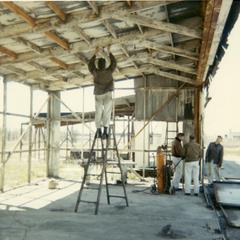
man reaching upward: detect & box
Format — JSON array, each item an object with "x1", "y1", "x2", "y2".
[{"x1": 88, "y1": 46, "x2": 117, "y2": 139}]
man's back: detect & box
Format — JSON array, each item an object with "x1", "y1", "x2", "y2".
[{"x1": 184, "y1": 142, "x2": 201, "y2": 162}]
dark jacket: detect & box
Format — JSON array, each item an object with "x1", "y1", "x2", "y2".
[
  {"x1": 171, "y1": 137, "x2": 184, "y2": 158},
  {"x1": 205, "y1": 142, "x2": 224, "y2": 167},
  {"x1": 184, "y1": 141, "x2": 201, "y2": 162},
  {"x1": 88, "y1": 53, "x2": 117, "y2": 95}
]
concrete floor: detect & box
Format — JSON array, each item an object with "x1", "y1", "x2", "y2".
[{"x1": 0, "y1": 179, "x2": 223, "y2": 240}]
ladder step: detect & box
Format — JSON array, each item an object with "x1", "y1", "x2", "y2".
[
  {"x1": 108, "y1": 195, "x2": 127, "y2": 199},
  {"x1": 80, "y1": 200, "x2": 97, "y2": 204},
  {"x1": 87, "y1": 173, "x2": 102, "y2": 177},
  {"x1": 106, "y1": 171, "x2": 121, "y2": 174},
  {"x1": 83, "y1": 186, "x2": 100, "y2": 190}
]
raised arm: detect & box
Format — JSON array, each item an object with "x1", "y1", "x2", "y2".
[
  {"x1": 88, "y1": 55, "x2": 96, "y2": 73},
  {"x1": 106, "y1": 45, "x2": 116, "y2": 72},
  {"x1": 88, "y1": 47, "x2": 99, "y2": 73},
  {"x1": 108, "y1": 53, "x2": 117, "y2": 72}
]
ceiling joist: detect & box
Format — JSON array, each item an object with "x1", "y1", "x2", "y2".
[
  {"x1": 46, "y1": 2, "x2": 67, "y2": 22},
  {"x1": 113, "y1": 13, "x2": 202, "y2": 39},
  {"x1": 1, "y1": 2, "x2": 36, "y2": 27}
]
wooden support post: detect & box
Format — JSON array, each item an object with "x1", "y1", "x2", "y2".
[
  {"x1": 81, "y1": 87, "x2": 85, "y2": 160},
  {"x1": 47, "y1": 91, "x2": 61, "y2": 177},
  {"x1": 142, "y1": 76, "x2": 147, "y2": 178},
  {"x1": 28, "y1": 86, "x2": 33, "y2": 183},
  {"x1": 194, "y1": 88, "x2": 201, "y2": 143},
  {"x1": 0, "y1": 79, "x2": 7, "y2": 191}
]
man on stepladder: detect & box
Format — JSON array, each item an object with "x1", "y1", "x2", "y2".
[{"x1": 88, "y1": 45, "x2": 117, "y2": 139}]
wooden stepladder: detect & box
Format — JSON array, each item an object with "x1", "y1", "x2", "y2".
[{"x1": 74, "y1": 125, "x2": 129, "y2": 215}]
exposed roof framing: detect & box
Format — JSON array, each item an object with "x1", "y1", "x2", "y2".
[{"x1": 0, "y1": 1, "x2": 233, "y2": 91}]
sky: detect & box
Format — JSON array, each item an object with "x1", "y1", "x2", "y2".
[
  {"x1": 204, "y1": 15, "x2": 240, "y2": 137},
  {"x1": 0, "y1": 15, "x2": 240, "y2": 136}
]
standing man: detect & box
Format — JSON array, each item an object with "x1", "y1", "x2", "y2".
[
  {"x1": 205, "y1": 136, "x2": 224, "y2": 184},
  {"x1": 184, "y1": 135, "x2": 201, "y2": 196},
  {"x1": 171, "y1": 133, "x2": 185, "y2": 191},
  {"x1": 88, "y1": 46, "x2": 117, "y2": 139}
]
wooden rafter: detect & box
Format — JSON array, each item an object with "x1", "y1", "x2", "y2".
[
  {"x1": 28, "y1": 61, "x2": 48, "y2": 73},
  {"x1": 15, "y1": 37, "x2": 43, "y2": 54},
  {"x1": 50, "y1": 57, "x2": 68, "y2": 70},
  {"x1": 0, "y1": 46, "x2": 17, "y2": 59},
  {"x1": 45, "y1": 31, "x2": 69, "y2": 50},
  {"x1": 1, "y1": 2, "x2": 36, "y2": 27},
  {"x1": 142, "y1": 40, "x2": 198, "y2": 61},
  {"x1": 2, "y1": 2, "x2": 71, "y2": 51},
  {"x1": 129, "y1": 55, "x2": 196, "y2": 75},
  {"x1": 87, "y1": 1, "x2": 98, "y2": 15},
  {"x1": 103, "y1": 20, "x2": 117, "y2": 39},
  {"x1": 72, "y1": 26, "x2": 91, "y2": 45},
  {"x1": 5, "y1": 66, "x2": 26, "y2": 75},
  {"x1": 0, "y1": 1, "x2": 177, "y2": 39},
  {"x1": 47, "y1": 2, "x2": 67, "y2": 22},
  {"x1": 113, "y1": 13, "x2": 202, "y2": 39}
]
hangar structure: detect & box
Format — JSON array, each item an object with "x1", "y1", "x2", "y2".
[{"x1": 0, "y1": 0, "x2": 239, "y2": 190}]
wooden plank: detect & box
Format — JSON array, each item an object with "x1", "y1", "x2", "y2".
[
  {"x1": 0, "y1": 29, "x2": 162, "y2": 66},
  {"x1": 129, "y1": 54, "x2": 196, "y2": 75},
  {"x1": 87, "y1": 1, "x2": 99, "y2": 15},
  {"x1": 47, "y1": 2, "x2": 67, "y2": 22},
  {"x1": 44, "y1": 31, "x2": 69, "y2": 50},
  {"x1": 72, "y1": 26, "x2": 91, "y2": 45},
  {"x1": 113, "y1": 12, "x2": 202, "y2": 39},
  {"x1": 142, "y1": 40, "x2": 198, "y2": 61},
  {"x1": 1, "y1": 2, "x2": 36, "y2": 27},
  {"x1": 103, "y1": 20, "x2": 117, "y2": 39},
  {"x1": 0, "y1": 1, "x2": 174, "y2": 39},
  {"x1": 28, "y1": 61, "x2": 47, "y2": 73},
  {"x1": 0, "y1": 46, "x2": 17, "y2": 59},
  {"x1": 50, "y1": 57, "x2": 68, "y2": 69},
  {"x1": 15, "y1": 37, "x2": 43, "y2": 54}
]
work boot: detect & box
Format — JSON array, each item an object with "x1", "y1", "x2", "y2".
[
  {"x1": 102, "y1": 126, "x2": 109, "y2": 140},
  {"x1": 96, "y1": 128, "x2": 102, "y2": 138}
]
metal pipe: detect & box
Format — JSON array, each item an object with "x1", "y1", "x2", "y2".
[
  {"x1": 53, "y1": 94, "x2": 94, "y2": 134},
  {"x1": 27, "y1": 86, "x2": 33, "y2": 183},
  {"x1": 0, "y1": 79, "x2": 7, "y2": 191},
  {"x1": 4, "y1": 96, "x2": 49, "y2": 165}
]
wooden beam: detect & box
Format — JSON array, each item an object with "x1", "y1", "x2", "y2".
[
  {"x1": 72, "y1": 26, "x2": 91, "y2": 45},
  {"x1": 103, "y1": 20, "x2": 117, "y2": 39},
  {"x1": 0, "y1": 46, "x2": 17, "y2": 59},
  {"x1": 47, "y1": 2, "x2": 67, "y2": 22},
  {"x1": 112, "y1": 65, "x2": 196, "y2": 85},
  {"x1": 87, "y1": 1, "x2": 99, "y2": 15},
  {"x1": 15, "y1": 37, "x2": 43, "y2": 54},
  {"x1": 6, "y1": 66, "x2": 26, "y2": 75},
  {"x1": 50, "y1": 57, "x2": 68, "y2": 69},
  {"x1": 113, "y1": 12, "x2": 202, "y2": 39},
  {"x1": 0, "y1": 1, "x2": 174, "y2": 39},
  {"x1": 0, "y1": 29, "x2": 162, "y2": 66},
  {"x1": 126, "y1": 0, "x2": 132, "y2": 7},
  {"x1": 44, "y1": 31, "x2": 69, "y2": 50},
  {"x1": 130, "y1": 54, "x2": 196, "y2": 75},
  {"x1": 28, "y1": 61, "x2": 48, "y2": 73},
  {"x1": 1, "y1": 2, "x2": 36, "y2": 27},
  {"x1": 142, "y1": 40, "x2": 198, "y2": 61}
]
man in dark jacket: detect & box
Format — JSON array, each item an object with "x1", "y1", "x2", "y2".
[
  {"x1": 184, "y1": 135, "x2": 201, "y2": 196},
  {"x1": 171, "y1": 133, "x2": 185, "y2": 190},
  {"x1": 205, "y1": 136, "x2": 223, "y2": 183},
  {"x1": 88, "y1": 46, "x2": 116, "y2": 139}
]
